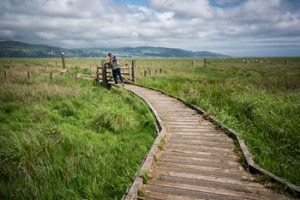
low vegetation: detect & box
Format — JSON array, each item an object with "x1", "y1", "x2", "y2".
[
  {"x1": 0, "y1": 58, "x2": 157, "y2": 199},
  {"x1": 136, "y1": 57, "x2": 300, "y2": 187}
]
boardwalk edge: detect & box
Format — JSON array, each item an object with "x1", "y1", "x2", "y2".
[
  {"x1": 122, "y1": 87, "x2": 167, "y2": 200},
  {"x1": 128, "y1": 83, "x2": 300, "y2": 196}
]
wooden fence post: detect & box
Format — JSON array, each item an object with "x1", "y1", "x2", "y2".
[
  {"x1": 203, "y1": 58, "x2": 206, "y2": 67},
  {"x1": 102, "y1": 60, "x2": 107, "y2": 88},
  {"x1": 192, "y1": 60, "x2": 194, "y2": 66},
  {"x1": 131, "y1": 60, "x2": 136, "y2": 83},
  {"x1": 144, "y1": 70, "x2": 147, "y2": 78},
  {"x1": 55, "y1": 62, "x2": 57, "y2": 68},
  {"x1": 75, "y1": 72, "x2": 78, "y2": 82},
  {"x1": 4, "y1": 71, "x2": 7, "y2": 81},
  {"x1": 96, "y1": 67, "x2": 100, "y2": 82},
  {"x1": 160, "y1": 68, "x2": 162, "y2": 74},
  {"x1": 61, "y1": 52, "x2": 66, "y2": 69},
  {"x1": 50, "y1": 72, "x2": 53, "y2": 80},
  {"x1": 27, "y1": 71, "x2": 30, "y2": 79}
]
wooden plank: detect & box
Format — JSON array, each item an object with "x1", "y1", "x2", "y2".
[
  {"x1": 160, "y1": 157, "x2": 239, "y2": 170},
  {"x1": 148, "y1": 184, "x2": 246, "y2": 200},
  {"x1": 167, "y1": 145, "x2": 235, "y2": 157},
  {"x1": 167, "y1": 142, "x2": 234, "y2": 153},
  {"x1": 164, "y1": 151, "x2": 236, "y2": 161},
  {"x1": 153, "y1": 170, "x2": 268, "y2": 189},
  {"x1": 168, "y1": 139, "x2": 234, "y2": 149},
  {"x1": 170, "y1": 135, "x2": 233, "y2": 143},
  {"x1": 149, "y1": 180, "x2": 279, "y2": 200},
  {"x1": 158, "y1": 161, "x2": 245, "y2": 177},
  {"x1": 158, "y1": 165, "x2": 243, "y2": 180},
  {"x1": 145, "y1": 191, "x2": 204, "y2": 200},
  {"x1": 162, "y1": 152, "x2": 238, "y2": 165},
  {"x1": 152, "y1": 175, "x2": 285, "y2": 198}
]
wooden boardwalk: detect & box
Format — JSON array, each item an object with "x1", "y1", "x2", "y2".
[{"x1": 125, "y1": 85, "x2": 291, "y2": 200}]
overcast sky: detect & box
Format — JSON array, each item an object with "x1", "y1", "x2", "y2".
[{"x1": 0, "y1": 0, "x2": 300, "y2": 57}]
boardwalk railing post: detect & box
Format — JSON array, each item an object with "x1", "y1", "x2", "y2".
[
  {"x1": 96, "y1": 66, "x2": 100, "y2": 83},
  {"x1": 61, "y1": 52, "x2": 66, "y2": 69},
  {"x1": 4, "y1": 71, "x2": 7, "y2": 81},
  {"x1": 203, "y1": 58, "x2": 206, "y2": 67},
  {"x1": 102, "y1": 60, "x2": 108, "y2": 88},
  {"x1": 132, "y1": 60, "x2": 136, "y2": 83}
]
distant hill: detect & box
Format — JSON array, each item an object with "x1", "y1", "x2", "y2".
[{"x1": 0, "y1": 40, "x2": 230, "y2": 58}]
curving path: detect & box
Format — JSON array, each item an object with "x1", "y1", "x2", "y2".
[{"x1": 125, "y1": 85, "x2": 291, "y2": 200}]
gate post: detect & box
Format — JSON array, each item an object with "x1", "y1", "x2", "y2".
[
  {"x1": 131, "y1": 60, "x2": 136, "y2": 83},
  {"x1": 96, "y1": 66, "x2": 100, "y2": 83},
  {"x1": 102, "y1": 60, "x2": 108, "y2": 88},
  {"x1": 61, "y1": 52, "x2": 66, "y2": 69}
]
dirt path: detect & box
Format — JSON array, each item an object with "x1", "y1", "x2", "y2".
[{"x1": 125, "y1": 84, "x2": 291, "y2": 200}]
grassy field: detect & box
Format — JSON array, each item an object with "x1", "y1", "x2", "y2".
[
  {"x1": 1, "y1": 57, "x2": 299, "y2": 199},
  {"x1": 135, "y1": 57, "x2": 300, "y2": 187},
  {"x1": 0, "y1": 58, "x2": 157, "y2": 199}
]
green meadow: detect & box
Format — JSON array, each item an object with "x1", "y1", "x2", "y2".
[
  {"x1": 0, "y1": 58, "x2": 156, "y2": 199},
  {"x1": 136, "y1": 57, "x2": 300, "y2": 187},
  {"x1": 0, "y1": 57, "x2": 299, "y2": 199}
]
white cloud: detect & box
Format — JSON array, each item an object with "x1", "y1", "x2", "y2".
[
  {"x1": 0, "y1": 0, "x2": 299, "y2": 56},
  {"x1": 149, "y1": 0, "x2": 213, "y2": 18},
  {"x1": 36, "y1": 32, "x2": 57, "y2": 40}
]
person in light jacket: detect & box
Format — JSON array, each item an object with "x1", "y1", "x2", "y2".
[{"x1": 107, "y1": 52, "x2": 124, "y2": 86}]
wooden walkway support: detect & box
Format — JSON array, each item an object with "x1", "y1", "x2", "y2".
[{"x1": 124, "y1": 85, "x2": 291, "y2": 200}]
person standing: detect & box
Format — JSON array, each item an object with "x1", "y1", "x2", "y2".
[{"x1": 107, "y1": 52, "x2": 124, "y2": 86}]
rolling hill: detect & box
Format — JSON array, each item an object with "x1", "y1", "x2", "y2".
[{"x1": 0, "y1": 40, "x2": 229, "y2": 58}]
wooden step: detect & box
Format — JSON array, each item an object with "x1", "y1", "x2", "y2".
[
  {"x1": 168, "y1": 138, "x2": 234, "y2": 149},
  {"x1": 148, "y1": 184, "x2": 247, "y2": 200},
  {"x1": 148, "y1": 180, "x2": 282, "y2": 200},
  {"x1": 163, "y1": 151, "x2": 237, "y2": 161}
]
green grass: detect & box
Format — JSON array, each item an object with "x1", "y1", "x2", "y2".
[
  {"x1": 0, "y1": 59, "x2": 157, "y2": 199},
  {"x1": 136, "y1": 57, "x2": 300, "y2": 187}
]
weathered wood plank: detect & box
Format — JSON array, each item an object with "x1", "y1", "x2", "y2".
[
  {"x1": 146, "y1": 191, "x2": 205, "y2": 200},
  {"x1": 170, "y1": 135, "x2": 233, "y2": 143},
  {"x1": 162, "y1": 152, "x2": 238, "y2": 165},
  {"x1": 157, "y1": 165, "x2": 243, "y2": 180},
  {"x1": 163, "y1": 151, "x2": 237, "y2": 161},
  {"x1": 152, "y1": 175, "x2": 281, "y2": 196},
  {"x1": 149, "y1": 184, "x2": 247, "y2": 200},
  {"x1": 168, "y1": 139, "x2": 234, "y2": 149},
  {"x1": 158, "y1": 161, "x2": 245, "y2": 176},
  {"x1": 160, "y1": 157, "x2": 239, "y2": 170},
  {"x1": 149, "y1": 180, "x2": 281, "y2": 200}
]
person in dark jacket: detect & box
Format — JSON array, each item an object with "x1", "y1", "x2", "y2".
[{"x1": 107, "y1": 52, "x2": 124, "y2": 86}]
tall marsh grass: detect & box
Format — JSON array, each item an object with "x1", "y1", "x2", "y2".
[{"x1": 0, "y1": 59, "x2": 156, "y2": 199}]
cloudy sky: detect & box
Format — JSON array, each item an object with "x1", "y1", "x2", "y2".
[{"x1": 0, "y1": 0, "x2": 300, "y2": 57}]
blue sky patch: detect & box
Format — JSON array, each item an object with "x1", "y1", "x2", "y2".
[{"x1": 115, "y1": 0, "x2": 148, "y2": 7}]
